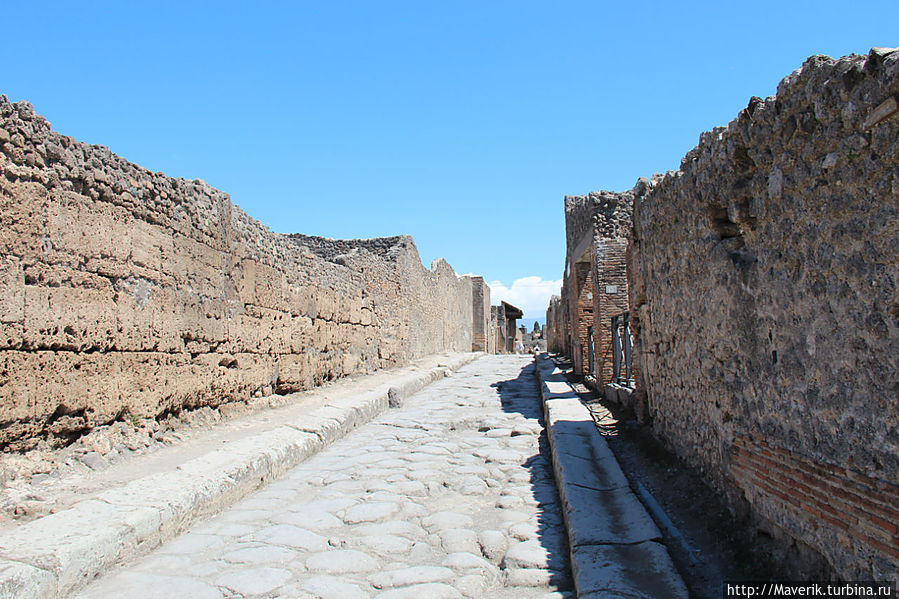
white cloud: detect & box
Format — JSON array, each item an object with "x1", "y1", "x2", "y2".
[{"x1": 489, "y1": 276, "x2": 562, "y2": 323}]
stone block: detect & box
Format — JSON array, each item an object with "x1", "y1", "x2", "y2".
[
  {"x1": 0, "y1": 180, "x2": 49, "y2": 259},
  {"x1": 23, "y1": 284, "x2": 117, "y2": 351},
  {"x1": 130, "y1": 219, "x2": 174, "y2": 273},
  {"x1": 47, "y1": 193, "x2": 132, "y2": 263},
  {"x1": 0, "y1": 256, "x2": 24, "y2": 324}
]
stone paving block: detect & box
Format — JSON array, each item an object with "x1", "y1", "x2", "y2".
[
  {"x1": 505, "y1": 567, "x2": 571, "y2": 589},
  {"x1": 77, "y1": 572, "x2": 225, "y2": 599},
  {"x1": 155, "y1": 532, "x2": 226, "y2": 556},
  {"x1": 477, "y1": 529, "x2": 508, "y2": 563},
  {"x1": 439, "y1": 528, "x2": 480, "y2": 554},
  {"x1": 301, "y1": 575, "x2": 369, "y2": 599},
  {"x1": 369, "y1": 565, "x2": 455, "y2": 588},
  {"x1": 360, "y1": 533, "x2": 414, "y2": 554},
  {"x1": 248, "y1": 524, "x2": 329, "y2": 551},
  {"x1": 221, "y1": 544, "x2": 299, "y2": 565},
  {"x1": 343, "y1": 500, "x2": 400, "y2": 523},
  {"x1": 440, "y1": 551, "x2": 496, "y2": 572},
  {"x1": 503, "y1": 539, "x2": 568, "y2": 571},
  {"x1": 373, "y1": 583, "x2": 464, "y2": 599},
  {"x1": 274, "y1": 507, "x2": 343, "y2": 530},
  {"x1": 215, "y1": 566, "x2": 293, "y2": 596},
  {"x1": 306, "y1": 549, "x2": 380, "y2": 573}
]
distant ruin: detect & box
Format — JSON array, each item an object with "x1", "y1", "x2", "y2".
[{"x1": 548, "y1": 49, "x2": 898, "y2": 582}]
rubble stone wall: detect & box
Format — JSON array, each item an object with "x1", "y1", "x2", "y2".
[
  {"x1": 628, "y1": 50, "x2": 899, "y2": 580},
  {"x1": 0, "y1": 96, "x2": 475, "y2": 451}
]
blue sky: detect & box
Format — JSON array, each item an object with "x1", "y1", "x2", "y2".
[{"x1": 3, "y1": 1, "x2": 896, "y2": 322}]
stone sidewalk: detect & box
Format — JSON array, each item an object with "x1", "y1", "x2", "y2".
[
  {"x1": 75, "y1": 355, "x2": 573, "y2": 598},
  {"x1": 534, "y1": 354, "x2": 688, "y2": 598},
  {"x1": 0, "y1": 352, "x2": 481, "y2": 599}
]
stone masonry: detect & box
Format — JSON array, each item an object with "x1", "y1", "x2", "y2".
[
  {"x1": 470, "y1": 276, "x2": 492, "y2": 353},
  {"x1": 551, "y1": 49, "x2": 899, "y2": 583},
  {"x1": 0, "y1": 96, "x2": 481, "y2": 452}
]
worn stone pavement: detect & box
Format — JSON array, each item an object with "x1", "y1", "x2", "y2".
[{"x1": 76, "y1": 355, "x2": 573, "y2": 599}]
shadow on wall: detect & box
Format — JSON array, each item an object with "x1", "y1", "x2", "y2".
[{"x1": 489, "y1": 361, "x2": 572, "y2": 592}]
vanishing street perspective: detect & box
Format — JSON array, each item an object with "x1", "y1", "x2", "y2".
[{"x1": 0, "y1": 29, "x2": 897, "y2": 599}]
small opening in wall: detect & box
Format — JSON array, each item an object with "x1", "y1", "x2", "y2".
[
  {"x1": 771, "y1": 350, "x2": 778, "y2": 365},
  {"x1": 706, "y1": 204, "x2": 742, "y2": 240}
]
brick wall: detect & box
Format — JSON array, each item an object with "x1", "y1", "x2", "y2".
[
  {"x1": 731, "y1": 436, "x2": 899, "y2": 576},
  {"x1": 558, "y1": 278, "x2": 571, "y2": 357},
  {"x1": 592, "y1": 238, "x2": 628, "y2": 385},
  {"x1": 571, "y1": 261, "x2": 593, "y2": 375},
  {"x1": 559, "y1": 191, "x2": 633, "y2": 379}
]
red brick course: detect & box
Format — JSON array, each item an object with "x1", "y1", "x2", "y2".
[{"x1": 731, "y1": 436, "x2": 899, "y2": 563}]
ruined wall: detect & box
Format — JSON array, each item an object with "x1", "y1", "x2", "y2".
[
  {"x1": 572, "y1": 262, "x2": 594, "y2": 375},
  {"x1": 563, "y1": 194, "x2": 596, "y2": 374},
  {"x1": 469, "y1": 276, "x2": 491, "y2": 352},
  {"x1": 588, "y1": 192, "x2": 633, "y2": 385},
  {"x1": 491, "y1": 303, "x2": 521, "y2": 354},
  {"x1": 564, "y1": 194, "x2": 598, "y2": 259},
  {"x1": 490, "y1": 305, "x2": 503, "y2": 353},
  {"x1": 628, "y1": 50, "x2": 899, "y2": 581},
  {"x1": 545, "y1": 295, "x2": 565, "y2": 354},
  {"x1": 0, "y1": 96, "x2": 476, "y2": 451},
  {"x1": 561, "y1": 192, "x2": 632, "y2": 378},
  {"x1": 592, "y1": 238, "x2": 628, "y2": 384}
]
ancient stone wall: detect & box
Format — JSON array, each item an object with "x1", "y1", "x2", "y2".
[
  {"x1": 0, "y1": 96, "x2": 476, "y2": 451},
  {"x1": 545, "y1": 295, "x2": 565, "y2": 355},
  {"x1": 490, "y1": 305, "x2": 507, "y2": 353},
  {"x1": 469, "y1": 276, "x2": 491, "y2": 352},
  {"x1": 628, "y1": 50, "x2": 898, "y2": 581}
]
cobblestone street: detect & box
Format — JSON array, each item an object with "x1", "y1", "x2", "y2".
[{"x1": 76, "y1": 355, "x2": 573, "y2": 599}]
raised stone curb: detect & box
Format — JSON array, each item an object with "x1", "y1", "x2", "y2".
[
  {"x1": 0, "y1": 352, "x2": 482, "y2": 599},
  {"x1": 534, "y1": 353, "x2": 689, "y2": 598}
]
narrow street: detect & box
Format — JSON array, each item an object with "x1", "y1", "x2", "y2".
[{"x1": 76, "y1": 355, "x2": 574, "y2": 599}]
